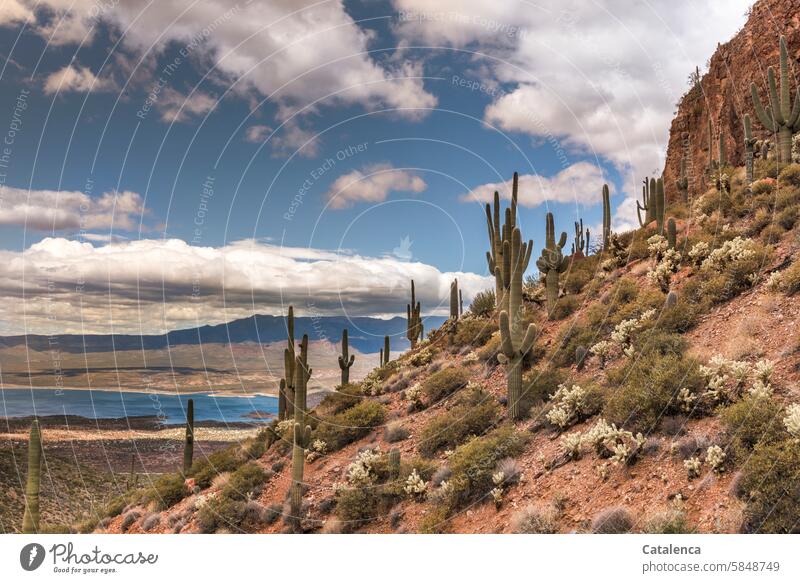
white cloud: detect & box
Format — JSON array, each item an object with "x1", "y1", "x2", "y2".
[
  {"x1": 244, "y1": 124, "x2": 272, "y2": 143},
  {"x1": 0, "y1": 186, "x2": 147, "y2": 231},
  {"x1": 0, "y1": 237, "x2": 493, "y2": 334},
  {"x1": 325, "y1": 163, "x2": 427, "y2": 209},
  {"x1": 21, "y1": 0, "x2": 436, "y2": 118},
  {"x1": 43, "y1": 64, "x2": 116, "y2": 94},
  {"x1": 0, "y1": 0, "x2": 33, "y2": 25},
  {"x1": 157, "y1": 88, "x2": 216, "y2": 122},
  {"x1": 461, "y1": 162, "x2": 607, "y2": 208},
  {"x1": 393, "y1": 0, "x2": 751, "y2": 228}
]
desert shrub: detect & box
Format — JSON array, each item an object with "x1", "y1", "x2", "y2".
[
  {"x1": 520, "y1": 368, "x2": 566, "y2": 413},
  {"x1": 761, "y1": 224, "x2": 785, "y2": 244},
  {"x1": 422, "y1": 367, "x2": 469, "y2": 403},
  {"x1": 417, "y1": 506, "x2": 450, "y2": 534},
  {"x1": 739, "y1": 441, "x2": 800, "y2": 533},
  {"x1": 477, "y1": 333, "x2": 501, "y2": 363},
  {"x1": 314, "y1": 400, "x2": 386, "y2": 451},
  {"x1": 319, "y1": 383, "x2": 363, "y2": 414},
  {"x1": 511, "y1": 505, "x2": 559, "y2": 533},
  {"x1": 643, "y1": 507, "x2": 691, "y2": 534},
  {"x1": 144, "y1": 473, "x2": 189, "y2": 510},
  {"x1": 223, "y1": 462, "x2": 268, "y2": 501},
  {"x1": 656, "y1": 297, "x2": 699, "y2": 333},
  {"x1": 419, "y1": 394, "x2": 499, "y2": 457},
  {"x1": 720, "y1": 396, "x2": 785, "y2": 460},
  {"x1": 444, "y1": 425, "x2": 527, "y2": 510},
  {"x1": 775, "y1": 187, "x2": 800, "y2": 211},
  {"x1": 563, "y1": 259, "x2": 597, "y2": 294},
  {"x1": 604, "y1": 353, "x2": 703, "y2": 433},
  {"x1": 384, "y1": 422, "x2": 410, "y2": 443},
  {"x1": 782, "y1": 260, "x2": 800, "y2": 294},
  {"x1": 453, "y1": 317, "x2": 496, "y2": 348},
  {"x1": 141, "y1": 513, "x2": 161, "y2": 532},
  {"x1": 469, "y1": 289, "x2": 496, "y2": 317},
  {"x1": 197, "y1": 495, "x2": 270, "y2": 533},
  {"x1": 633, "y1": 328, "x2": 687, "y2": 357},
  {"x1": 408, "y1": 346, "x2": 436, "y2": 367},
  {"x1": 550, "y1": 295, "x2": 579, "y2": 320},
  {"x1": 120, "y1": 511, "x2": 140, "y2": 532},
  {"x1": 778, "y1": 163, "x2": 800, "y2": 187},
  {"x1": 687, "y1": 237, "x2": 770, "y2": 306},
  {"x1": 552, "y1": 324, "x2": 599, "y2": 368},
  {"x1": 191, "y1": 447, "x2": 246, "y2": 489},
  {"x1": 754, "y1": 159, "x2": 788, "y2": 180},
  {"x1": 335, "y1": 486, "x2": 380, "y2": 530},
  {"x1": 591, "y1": 506, "x2": 632, "y2": 533},
  {"x1": 777, "y1": 205, "x2": 798, "y2": 230}
]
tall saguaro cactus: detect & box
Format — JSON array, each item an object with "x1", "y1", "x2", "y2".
[
  {"x1": 450, "y1": 279, "x2": 460, "y2": 320},
  {"x1": 666, "y1": 218, "x2": 677, "y2": 250},
  {"x1": 338, "y1": 329, "x2": 355, "y2": 385},
  {"x1": 675, "y1": 157, "x2": 689, "y2": 203},
  {"x1": 654, "y1": 178, "x2": 665, "y2": 234},
  {"x1": 293, "y1": 334, "x2": 312, "y2": 425},
  {"x1": 380, "y1": 335, "x2": 390, "y2": 367},
  {"x1": 485, "y1": 173, "x2": 519, "y2": 315},
  {"x1": 751, "y1": 36, "x2": 800, "y2": 163},
  {"x1": 744, "y1": 114, "x2": 756, "y2": 184},
  {"x1": 718, "y1": 129, "x2": 727, "y2": 168},
  {"x1": 406, "y1": 281, "x2": 422, "y2": 348},
  {"x1": 637, "y1": 177, "x2": 656, "y2": 227},
  {"x1": 22, "y1": 420, "x2": 42, "y2": 534},
  {"x1": 280, "y1": 306, "x2": 296, "y2": 420},
  {"x1": 602, "y1": 184, "x2": 611, "y2": 251},
  {"x1": 536, "y1": 213, "x2": 568, "y2": 319},
  {"x1": 183, "y1": 399, "x2": 194, "y2": 475},
  {"x1": 289, "y1": 422, "x2": 312, "y2": 532},
  {"x1": 707, "y1": 117, "x2": 716, "y2": 173}
]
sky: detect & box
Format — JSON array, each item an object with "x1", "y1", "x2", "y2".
[{"x1": 0, "y1": 0, "x2": 753, "y2": 335}]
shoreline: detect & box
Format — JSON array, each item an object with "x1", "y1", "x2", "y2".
[{"x1": 0, "y1": 384, "x2": 332, "y2": 398}]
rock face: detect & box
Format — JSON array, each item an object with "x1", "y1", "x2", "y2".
[{"x1": 663, "y1": 0, "x2": 800, "y2": 202}]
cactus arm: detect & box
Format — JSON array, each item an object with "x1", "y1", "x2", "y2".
[
  {"x1": 768, "y1": 67, "x2": 785, "y2": 125},
  {"x1": 751, "y1": 83, "x2": 778, "y2": 131},
  {"x1": 780, "y1": 36, "x2": 791, "y2": 120},
  {"x1": 636, "y1": 200, "x2": 647, "y2": 227},
  {"x1": 790, "y1": 89, "x2": 800, "y2": 129},
  {"x1": 520, "y1": 323, "x2": 537, "y2": 356},
  {"x1": 498, "y1": 311, "x2": 515, "y2": 357}
]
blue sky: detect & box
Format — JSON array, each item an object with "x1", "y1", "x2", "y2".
[{"x1": 0, "y1": 0, "x2": 751, "y2": 334}]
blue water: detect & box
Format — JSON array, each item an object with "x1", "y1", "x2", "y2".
[{"x1": 0, "y1": 388, "x2": 278, "y2": 424}]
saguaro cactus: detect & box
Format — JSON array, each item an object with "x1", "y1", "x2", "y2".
[
  {"x1": 406, "y1": 280, "x2": 422, "y2": 348},
  {"x1": 388, "y1": 448, "x2": 401, "y2": 480},
  {"x1": 744, "y1": 114, "x2": 756, "y2": 185},
  {"x1": 666, "y1": 218, "x2": 677, "y2": 250},
  {"x1": 718, "y1": 129, "x2": 727, "y2": 168},
  {"x1": 572, "y1": 218, "x2": 590, "y2": 257},
  {"x1": 293, "y1": 334, "x2": 312, "y2": 424},
  {"x1": 485, "y1": 173, "x2": 519, "y2": 315},
  {"x1": 22, "y1": 420, "x2": 42, "y2": 534},
  {"x1": 338, "y1": 329, "x2": 355, "y2": 385},
  {"x1": 183, "y1": 399, "x2": 194, "y2": 475},
  {"x1": 676, "y1": 157, "x2": 689, "y2": 203},
  {"x1": 536, "y1": 213, "x2": 568, "y2": 319},
  {"x1": 289, "y1": 422, "x2": 312, "y2": 532},
  {"x1": 637, "y1": 177, "x2": 656, "y2": 227},
  {"x1": 450, "y1": 279, "x2": 460, "y2": 320},
  {"x1": 280, "y1": 306, "x2": 296, "y2": 420},
  {"x1": 602, "y1": 184, "x2": 611, "y2": 251},
  {"x1": 751, "y1": 36, "x2": 800, "y2": 163},
  {"x1": 707, "y1": 117, "x2": 716, "y2": 173}
]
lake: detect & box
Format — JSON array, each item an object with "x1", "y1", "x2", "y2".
[{"x1": 0, "y1": 388, "x2": 278, "y2": 424}]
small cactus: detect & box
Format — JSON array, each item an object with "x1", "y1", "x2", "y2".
[
  {"x1": 183, "y1": 399, "x2": 194, "y2": 475},
  {"x1": 572, "y1": 218, "x2": 590, "y2": 257},
  {"x1": 665, "y1": 290, "x2": 678, "y2": 309},
  {"x1": 575, "y1": 346, "x2": 587, "y2": 371},
  {"x1": 744, "y1": 114, "x2": 756, "y2": 185},
  {"x1": 381, "y1": 335, "x2": 390, "y2": 367},
  {"x1": 602, "y1": 184, "x2": 611, "y2": 251},
  {"x1": 666, "y1": 218, "x2": 677, "y2": 250},
  {"x1": 388, "y1": 448, "x2": 401, "y2": 480},
  {"x1": 536, "y1": 212, "x2": 568, "y2": 319},
  {"x1": 22, "y1": 420, "x2": 42, "y2": 534},
  {"x1": 406, "y1": 280, "x2": 422, "y2": 348},
  {"x1": 750, "y1": 36, "x2": 800, "y2": 163},
  {"x1": 338, "y1": 329, "x2": 355, "y2": 385}
]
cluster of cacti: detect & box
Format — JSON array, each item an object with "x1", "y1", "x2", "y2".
[
  {"x1": 637, "y1": 177, "x2": 665, "y2": 233},
  {"x1": 750, "y1": 36, "x2": 800, "y2": 163},
  {"x1": 380, "y1": 335, "x2": 390, "y2": 367},
  {"x1": 406, "y1": 280, "x2": 422, "y2": 348},
  {"x1": 485, "y1": 172, "x2": 520, "y2": 315},
  {"x1": 572, "y1": 218, "x2": 590, "y2": 257},
  {"x1": 278, "y1": 306, "x2": 296, "y2": 421},
  {"x1": 183, "y1": 398, "x2": 194, "y2": 474},
  {"x1": 536, "y1": 213, "x2": 568, "y2": 319},
  {"x1": 602, "y1": 184, "x2": 611, "y2": 251},
  {"x1": 675, "y1": 157, "x2": 689, "y2": 203},
  {"x1": 338, "y1": 328, "x2": 355, "y2": 385},
  {"x1": 22, "y1": 420, "x2": 42, "y2": 534}
]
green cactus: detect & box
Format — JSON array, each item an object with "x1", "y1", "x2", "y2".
[
  {"x1": 406, "y1": 280, "x2": 422, "y2": 348},
  {"x1": 572, "y1": 218, "x2": 590, "y2": 257},
  {"x1": 22, "y1": 420, "x2": 42, "y2": 534},
  {"x1": 536, "y1": 212, "x2": 568, "y2": 319},
  {"x1": 388, "y1": 448, "x2": 401, "y2": 480},
  {"x1": 459, "y1": 288, "x2": 463, "y2": 316},
  {"x1": 381, "y1": 335, "x2": 390, "y2": 366},
  {"x1": 675, "y1": 157, "x2": 689, "y2": 203},
  {"x1": 450, "y1": 278, "x2": 459, "y2": 320},
  {"x1": 665, "y1": 290, "x2": 678, "y2": 309},
  {"x1": 602, "y1": 183, "x2": 611, "y2": 251},
  {"x1": 498, "y1": 310, "x2": 537, "y2": 421},
  {"x1": 637, "y1": 177, "x2": 657, "y2": 227},
  {"x1": 288, "y1": 422, "x2": 312, "y2": 532},
  {"x1": 278, "y1": 379, "x2": 287, "y2": 421},
  {"x1": 575, "y1": 345, "x2": 587, "y2": 371},
  {"x1": 485, "y1": 173, "x2": 519, "y2": 315},
  {"x1": 751, "y1": 36, "x2": 800, "y2": 163},
  {"x1": 707, "y1": 117, "x2": 717, "y2": 173},
  {"x1": 744, "y1": 114, "x2": 756, "y2": 185},
  {"x1": 293, "y1": 334, "x2": 311, "y2": 427},
  {"x1": 183, "y1": 399, "x2": 194, "y2": 475},
  {"x1": 666, "y1": 218, "x2": 676, "y2": 250},
  {"x1": 718, "y1": 129, "x2": 727, "y2": 168},
  {"x1": 280, "y1": 306, "x2": 296, "y2": 420},
  {"x1": 338, "y1": 329, "x2": 355, "y2": 385}
]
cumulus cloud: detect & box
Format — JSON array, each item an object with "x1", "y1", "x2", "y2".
[
  {"x1": 0, "y1": 0, "x2": 33, "y2": 25},
  {"x1": 20, "y1": 0, "x2": 436, "y2": 118},
  {"x1": 0, "y1": 237, "x2": 492, "y2": 334},
  {"x1": 461, "y1": 162, "x2": 606, "y2": 208},
  {"x1": 244, "y1": 124, "x2": 272, "y2": 143},
  {"x1": 43, "y1": 64, "x2": 116, "y2": 94},
  {"x1": 325, "y1": 163, "x2": 427, "y2": 209},
  {"x1": 393, "y1": 0, "x2": 750, "y2": 227},
  {"x1": 0, "y1": 186, "x2": 147, "y2": 231},
  {"x1": 157, "y1": 88, "x2": 216, "y2": 122}
]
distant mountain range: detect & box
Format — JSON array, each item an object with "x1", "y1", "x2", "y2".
[{"x1": 0, "y1": 314, "x2": 448, "y2": 354}]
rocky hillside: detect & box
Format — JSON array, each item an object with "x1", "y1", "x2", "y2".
[{"x1": 664, "y1": 0, "x2": 800, "y2": 200}]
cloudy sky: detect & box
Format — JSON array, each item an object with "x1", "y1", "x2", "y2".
[{"x1": 0, "y1": 0, "x2": 752, "y2": 334}]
